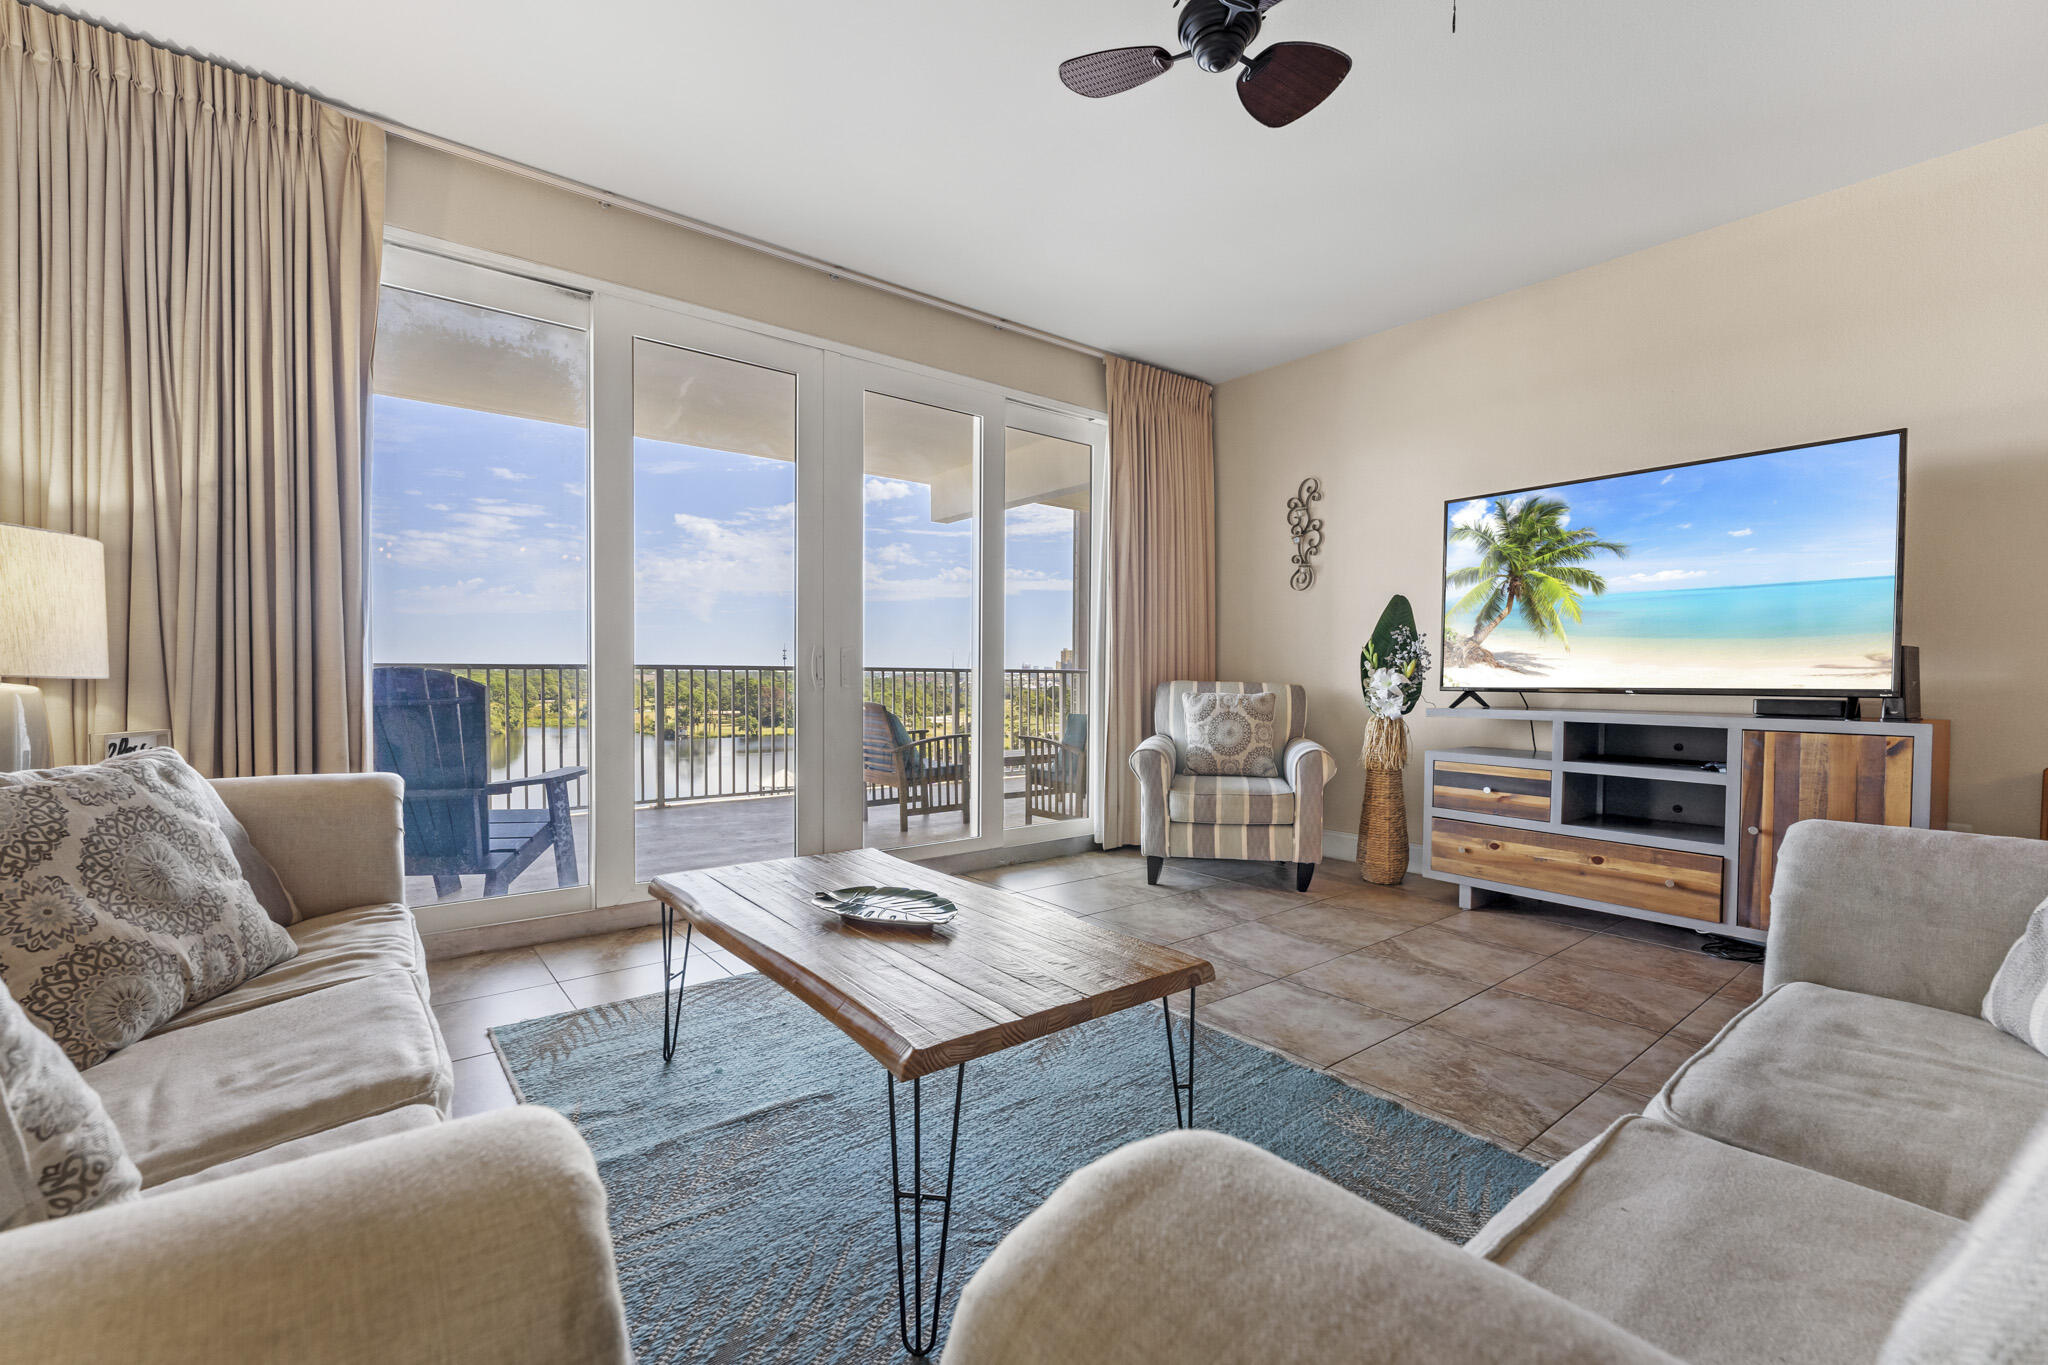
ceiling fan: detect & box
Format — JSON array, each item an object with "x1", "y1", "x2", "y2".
[{"x1": 1057, "y1": 0, "x2": 1352, "y2": 128}]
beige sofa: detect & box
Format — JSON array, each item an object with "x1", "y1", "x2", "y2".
[
  {"x1": 945, "y1": 820, "x2": 2048, "y2": 1364},
  {"x1": 0, "y1": 773, "x2": 631, "y2": 1363}
]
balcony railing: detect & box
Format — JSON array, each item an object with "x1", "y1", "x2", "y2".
[{"x1": 377, "y1": 663, "x2": 1086, "y2": 813}]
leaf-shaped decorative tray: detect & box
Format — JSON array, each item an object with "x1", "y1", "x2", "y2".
[{"x1": 811, "y1": 885, "x2": 958, "y2": 928}]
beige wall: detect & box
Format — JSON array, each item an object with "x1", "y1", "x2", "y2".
[
  {"x1": 384, "y1": 139, "x2": 1107, "y2": 413},
  {"x1": 1216, "y1": 123, "x2": 2048, "y2": 844}
]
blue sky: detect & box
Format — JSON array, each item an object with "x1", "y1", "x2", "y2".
[
  {"x1": 370, "y1": 397, "x2": 1081, "y2": 668},
  {"x1": 1442, "y1": 433, "x2": 1902, "y2": 601}
]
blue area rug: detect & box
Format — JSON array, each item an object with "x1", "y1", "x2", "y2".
[{"x1": 493, "y1": 974, "x2": 1542, "y2": 1364}]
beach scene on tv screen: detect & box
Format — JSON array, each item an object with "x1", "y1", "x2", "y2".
[{"x1": 1441, "y1": 434, "x2": 1900, "y2": 693}]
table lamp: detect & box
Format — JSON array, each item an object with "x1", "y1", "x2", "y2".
[{"x1": 0, "y1": 524, "x2": 110, "y2": 771}]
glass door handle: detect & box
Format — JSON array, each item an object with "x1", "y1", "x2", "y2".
[{"x1": 810, "y1": 647, "x2": 825, "y2": 687}]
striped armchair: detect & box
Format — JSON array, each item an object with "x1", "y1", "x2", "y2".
[{"x1": 1129, "y1": 681, "x2": 1338, "y2": 893}]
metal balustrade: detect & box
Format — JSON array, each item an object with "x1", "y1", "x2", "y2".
[{"x1": 375, "y1": 664, "x2": 1086, "y2": 813}]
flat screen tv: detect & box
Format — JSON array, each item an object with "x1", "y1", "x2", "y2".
[{"x1": 1439, "y1": 430, "x2": 1905, "y2": 697}]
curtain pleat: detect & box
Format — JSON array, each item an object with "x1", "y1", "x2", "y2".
[
  {"x1": 0, "y1": 0, "x2": 381, "y2": 774},
  {"x1": 1100, "y1": 355, "x2": 1217, "y2": 848}
]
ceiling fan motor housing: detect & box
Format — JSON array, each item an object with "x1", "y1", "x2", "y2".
[{"x1": 1179, "y1": 0, "x2": 1262, "y2": 74}]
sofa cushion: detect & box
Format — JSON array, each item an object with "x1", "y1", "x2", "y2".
[
  {"x1": 1167, "y1": 774, "x2": 1297, "y2": 826},
  {"x1": 146, "y1": 1104, "x2": 444, "y2": 1195},
  {"x1": 154, "y1": 903, "x2": 425, "y2": 1033},
  {"x1": 84, "y1": 969, "x2": 452, "y2": 1187},
  {"x1": 1650, "y1": 981, "x2": 2048, "y2": 1217},
  {"x1": 0, "y1": 984, "x2": 141, "y2": 1228},
  {"x1": 1470, "y1": 1115, "x2": 1962, "y2": 1365},
  {"x1": 0, "y1": 751, "x2": 297, "y2": 1067},
  {"x1": 1878, "y1": 1117, "x2": 2048, "y2": 1364}
]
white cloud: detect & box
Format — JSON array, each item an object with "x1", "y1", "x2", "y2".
[
  {"x1": 426, "y1": 504, "x2": 450, "y2": 512},
  {"x1": 865, "y1": 477, "x2": 918, "y2": 503},
  {"x1": 1006, "y1": 503, "x2": 1076, "y2": 537},
  {"x1": 1450, "y1": 499, "x2": 1490, "y2": 531},
  {"x1": 1660, "y1": 473, "x2": 1676, "y2": 485},
  {"x1": 635, "y1": 503, "x2": 796, "y2": 620},
  {"x1": 379, "y1": 499, "x2": 557, "y2": 572},
  {"x1": 872, "y1": 543, "x2": 918, "y2": 567},
  {"x1": 404, "y1": 489, "x2": 422, "y2": 496},
  {"x1": 1727, "y1": 528, "x2": 1752, "y2": 537},
  {"x1": 865, "y1": 561, "x2": 973, "y2": 602},
  {"x1": 1616, "y1": 569, "x2": 1708, "y2": 585},
  {"x1": 637, "y1": 456, "x2": 693, "y2": 475},
  {"x1": 1675, "y1": 522, "x2": 1692, "y2": 529},
  {"x1": 489, "y1": 467, "x2": 531, "y2": 481},
  {"x1": 562, "y1": 482, "x2": 586, "y2": 498},
  {"x1": 1004, "y1": 567, "x2": 1073, "y2": 593}
]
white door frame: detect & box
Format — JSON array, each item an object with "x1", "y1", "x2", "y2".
[
  {"x1": 590, "y1": 297, "x2": 827, "y2": 907},
  {"x1": 999, "y1": 400, "x2": 1110, "y2": 848}
]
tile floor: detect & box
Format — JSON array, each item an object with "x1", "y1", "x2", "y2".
[{"x1": 430, "y1": 847, "x2": 1763, "y2": 1160}]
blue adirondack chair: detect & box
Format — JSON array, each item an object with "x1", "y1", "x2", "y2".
[{"x1": 372, "y1": 667, "x2": 587, "y2": 901}]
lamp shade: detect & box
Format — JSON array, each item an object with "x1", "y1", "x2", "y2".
[{"x1": 0, "y1": 525, "x2": 109, "y2": 679}]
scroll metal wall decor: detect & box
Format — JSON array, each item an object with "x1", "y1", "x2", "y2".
[{"x1": 1286, "y1": 477, "x2": 1324, "y2": 590}]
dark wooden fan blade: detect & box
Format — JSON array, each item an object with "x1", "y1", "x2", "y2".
[
  {"x1": 1059, "y1": 46, "x2": 1175, "y2": 98},
  {"x1": 1237, "y1": 41, "x2": 1351, "y2": 126}
]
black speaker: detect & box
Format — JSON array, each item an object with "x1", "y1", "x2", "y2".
[
  {"x1": 1753, "y1": 697, "x2": 1856, "y2": 720},
  {"x1": 1882, "y1": 646, "x2": 1921, "y2": 722}
]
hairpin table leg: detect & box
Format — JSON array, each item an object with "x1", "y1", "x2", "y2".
[
  {"x1": 659, "y1": 901, "x2": 693, "y2": 1064},
  {"x1": 888, "y1": 1064, "x2": 967, "y2": 1356},
  {"x1": 1164, "y1": 987, "x2": 1196, "y2": 1129}
]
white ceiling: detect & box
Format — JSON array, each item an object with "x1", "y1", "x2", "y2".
[{"x1": 72, "y1": 0, "x2": 2048, "y2": 382}]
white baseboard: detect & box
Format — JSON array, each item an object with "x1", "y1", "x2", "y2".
[{"x1": 1322, "y1": 829, "x2": 1424, "y2": 874}]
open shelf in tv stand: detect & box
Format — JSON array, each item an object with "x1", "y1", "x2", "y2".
[{"x1": 1423, "y1": 705, "x2": 1949, "y2": 943}]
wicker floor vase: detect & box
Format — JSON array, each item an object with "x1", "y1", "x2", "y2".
[{"x1": 1359, "y1": 765, "x2": 1408, "y2": 885}]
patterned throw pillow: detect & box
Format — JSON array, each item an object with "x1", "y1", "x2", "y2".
[
  {"x1": 0, "y1": 750, "x2": 298, "y2": 1069},
  {"x1": 0, "y1": 985, "x2": 141, "y2": 1229},
  {"x1": 1982, "y1": 897, "x2": 2048, "y2": 1053},
  {"x1": 1180, "y1": 691, "x2": 1280, "y2": 778}
]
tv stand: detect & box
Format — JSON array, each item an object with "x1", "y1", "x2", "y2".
[
  {"x1": 1423, "y1": 704, "x2": 1949, "y2": 943},
  {"x1": 1446, "y1": 690, "x2": 1491, "y2": 710}
]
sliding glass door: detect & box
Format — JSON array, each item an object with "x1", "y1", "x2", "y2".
[
  {"x1": 367, "y1": 249, "x2": 594, "y2": 923},
  {"x1": 376, "y1": 236, "x2": 1106, "y2": 927}
]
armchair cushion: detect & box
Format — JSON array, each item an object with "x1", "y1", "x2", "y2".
[
  {"x1": 1167, "y1": 774, "x2": 1296, "y2": 825},
  {"x1": 1153, "y1": 681, "x2": 1307, "y2": 771},
  {"x1": 1178, "y1": 690, "x2": 1280, "y2": 777}
]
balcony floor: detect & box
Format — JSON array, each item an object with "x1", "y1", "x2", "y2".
[{"x1": 404, "y1": 783, "x2": 1074, "y2": 907}]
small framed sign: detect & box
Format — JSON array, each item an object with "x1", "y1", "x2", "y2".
[{"x1": 92, "y1": 729, "x2": 172, "y2": 760}]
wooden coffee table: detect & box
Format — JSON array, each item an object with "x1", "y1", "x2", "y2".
[{"x1": 649, "y1": 847, "x2": 1213, "y2": 1356}]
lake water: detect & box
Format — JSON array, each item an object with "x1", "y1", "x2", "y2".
[{"x1": 490, "y1": 727, "x2": 794, "y2": 806}]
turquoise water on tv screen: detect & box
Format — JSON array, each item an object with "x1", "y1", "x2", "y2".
[{"x1": 1548, "y1": 575, "x2": 1895, "y2": 641}]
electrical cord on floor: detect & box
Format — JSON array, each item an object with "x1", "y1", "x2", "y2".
[
  {"x1": 1700, "y1": 934, "x2": 1766, "y2": 964},
  {"x1": 1517, "y1": 691, "x2": 1539, "y2": 755}
]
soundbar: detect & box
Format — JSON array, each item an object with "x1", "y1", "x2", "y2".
[{"x1": 1753, "y1": 697, "x2": 1858, "y2": 720}]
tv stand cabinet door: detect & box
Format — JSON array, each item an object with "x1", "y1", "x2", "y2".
[{"x1": 1736, "y1": 730, "x2": 1914, "y2": 930}]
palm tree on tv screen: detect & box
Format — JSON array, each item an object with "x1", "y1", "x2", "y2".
[{"x1": 1447, "y1": 497, "x2": 1628, "y2": 653}]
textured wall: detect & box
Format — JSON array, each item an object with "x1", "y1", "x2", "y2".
[{"x1": 1215, "y1": 124, "x2": 2048, "y2": 842}]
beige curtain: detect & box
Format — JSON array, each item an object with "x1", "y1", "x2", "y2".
[
  {"x1": 0, "y1": 0, "x2": 382, "y2": 775},
  {"x1": 1100, "y1": 356, "x2": 1217, "y2": 848}
]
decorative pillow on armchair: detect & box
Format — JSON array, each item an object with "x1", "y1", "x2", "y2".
[
  {"x1": 1179, "y1": 691, "x2": 1280, "y2": 778},
  {"x1": 0, "y1": 985, "x2": 141, "y2": 1229},
  {"x1": 0, "y1": 750, "x2": 297, "y2": 1069}
]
